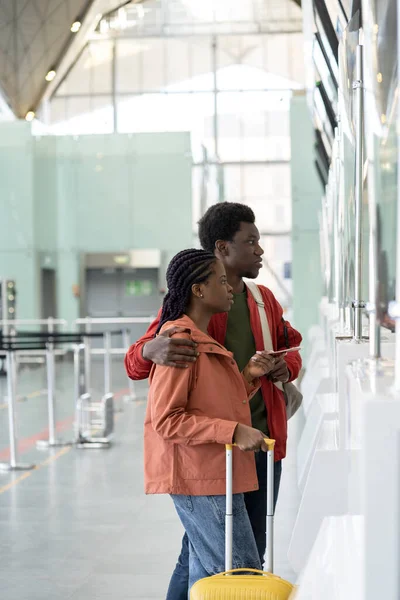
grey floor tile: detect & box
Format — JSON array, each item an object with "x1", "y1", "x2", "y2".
[
  {"x1": 69, "y1": 573, "x2": 170, "y2": 599},
  {"x1": 0, "y1": 360, "x2": 301, "y2": 598}
]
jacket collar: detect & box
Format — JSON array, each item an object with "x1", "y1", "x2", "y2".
[{"x1": 162, "y1": 314, "x2": 233, "y2": 358}]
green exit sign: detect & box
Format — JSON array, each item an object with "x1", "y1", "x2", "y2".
[{"x1": 125, "y1": 280, "x2": 154, "y2": 297}]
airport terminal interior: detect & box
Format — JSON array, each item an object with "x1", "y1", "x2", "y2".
[{"x1": 0, "y1": 0, "x2": 398, "y2": 598}]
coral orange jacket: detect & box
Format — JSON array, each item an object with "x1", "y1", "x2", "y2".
[
  {"x1": 144, "y1": 315, "x2": 261, "y2": 496},
  {"x1": 126, "y1": 285, "x2": 302, "y2": 461}
]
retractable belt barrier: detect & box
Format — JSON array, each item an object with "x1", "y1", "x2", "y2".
[
  {"x1": 1, "y1": 334, "x2": 85, "y2": 453},
  {"x1": 0, "y1": 330, "x2": 123, "y2": 458},
  {"x1": 0, "y1": 343, "x2": 48, "y2": 471},
  {"x1": 0, "y1": 329, "x2": 125, "y2": 458},
  {"x1": 1, "y1": 330, "x2": 123, "y2": 339},
  {"x1": 75, "y1": 317, "x2": 155, "y2": 403}
]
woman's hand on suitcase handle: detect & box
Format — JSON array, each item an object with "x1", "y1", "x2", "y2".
[{"x1": 233, "y1": 424, "x2": 268, "y2": 452}]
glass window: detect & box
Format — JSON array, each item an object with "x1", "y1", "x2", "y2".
[
  {"x1": 222, "y1": 163, "x2": 291, "y2": 226},
  {"x1": 190, "y1": 38, "x2": 213, "y2": 90},
  {"x1": 223, "y1": 165, "x2": 243, "y2": 201},
  {"x1": 50, "y1": 96, "x2": 113, "y2": 135},
  {"x1": 217, "y1": 91, "x2": 291, "y2": 161},
  {"x1": 142, "y1": 38, "x2": 167, "y2": 90},
  {"x1": 117, "y1": 92, "x2": 215, "y2": 146},
  {"x1": 217, "y1": 35, "x2": 265, "y2": 75},
  {"x1": 88, "y1": 42, "x2": 113, "y2": 94},
  {"x1": 116, "y1": 39, "x2": 148, "y2": 93},
  {"x1": 165, "y1": 39, "x2": 191, "y2": 87},
  {"x1": 55, "y1": 42, "x2": 113, "y2": 97},
  {"x1": 192, "y1": 164, "x2": 203, "y2": 229},
  {"x1": 57, "y1": 46, "x2": 92, "y2": 96}
]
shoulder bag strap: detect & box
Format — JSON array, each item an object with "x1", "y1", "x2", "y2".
[
  {"x1": 282, "y1": 317, "x2": 290, "y2": 348},
  {"x1": 246, "y1": 281, "x2": 283, "y2": 392}
]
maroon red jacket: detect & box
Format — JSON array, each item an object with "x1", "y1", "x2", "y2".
[{"x1": 124, "y1": 285, "x2": 302, "y2": 461}]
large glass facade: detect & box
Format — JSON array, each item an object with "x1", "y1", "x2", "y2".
[{"x1": 42, "y1": 0, "x2": 305, "y2": 307}]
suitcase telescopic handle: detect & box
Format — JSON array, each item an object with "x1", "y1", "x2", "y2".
[
  {"x1": 225, "y1": 438, "x2": 275, "y2": 451},
  {"x1": 224, "y1": 438, "x2": 275, "y2": 574}
]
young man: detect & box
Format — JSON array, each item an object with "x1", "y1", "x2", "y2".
[{"x1": 125, "y1": 202, "x2": 302, "y2": 599}]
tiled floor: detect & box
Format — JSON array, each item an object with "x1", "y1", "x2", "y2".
[{"x1": 0, "y1": 357, "x2": 302, "y2": 599}]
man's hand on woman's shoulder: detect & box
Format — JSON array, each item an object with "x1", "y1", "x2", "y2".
[{"x1": 142, "y1": 326, "x2": 198, "y2": 368}]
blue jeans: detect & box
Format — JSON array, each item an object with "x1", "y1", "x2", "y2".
[
  {"x1": 170, "y1": 493, "x2": 261, "y2": 593},
  {"x1": 166, "y1": 453, "x2": 282, "y2": 599}
]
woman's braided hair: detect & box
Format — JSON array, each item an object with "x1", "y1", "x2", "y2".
[{"x1": 156, "y1": 248, "x2": 216, "y2": 335}]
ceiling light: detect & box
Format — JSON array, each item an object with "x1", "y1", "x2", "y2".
[
  {"x1": 71, "y1": 20, "x2": 81, "y2": 33},
  {"x1": 45, "y1": 69, "x2": 56, "y2": 82},
  {"x1": 25, "y1": 111, "x2": 35, "y2": 121}
]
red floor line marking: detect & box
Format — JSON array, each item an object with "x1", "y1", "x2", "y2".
[
  {"x1": 0, "y1": 416, "x2": 74, "y2": 461},
  {"x1": 114, "y1": 387, "x2": 129, "y2": 399},
  {"x1": 0, "y1": 386, "x2": 132, "y2": 460}
]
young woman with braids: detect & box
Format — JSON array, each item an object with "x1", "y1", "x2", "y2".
[
  {"x1": 127, "y1": 202, "x2": 302, "y2": 598},
  {"x1": 144, "y1": 248, "x2": 277, "y2": 592}
]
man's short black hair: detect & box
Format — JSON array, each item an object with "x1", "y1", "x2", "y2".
[{"x1": 198, "y1": 202, "x2": 256, "y2": 253}]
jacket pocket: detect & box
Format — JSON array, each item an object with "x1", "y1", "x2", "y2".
[{"x1": 177, "y1": 445, "x2": 225, "y2": 481}]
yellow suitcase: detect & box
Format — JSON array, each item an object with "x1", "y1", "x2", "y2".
[{"x1": 190, "y1": 440, "x2": 296, "y2": 599}]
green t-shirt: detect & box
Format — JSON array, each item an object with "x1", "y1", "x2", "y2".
[{"x1": 224, "y1": 289, "x2": 269, "y2": 435}]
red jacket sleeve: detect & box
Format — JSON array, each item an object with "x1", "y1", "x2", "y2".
[
  {"x1": 278, "y1": 317, "x2": 302, "y2": 382},
  {"x1": 124, "y1": 308, "x2": 162, "y2": 381},
  {"x1": 260, "y1": 287, "x2": 303, "y2": 382}
]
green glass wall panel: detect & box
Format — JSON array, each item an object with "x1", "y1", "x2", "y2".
[
  {"x1": 34, "y1": 136, "x2": 57, "y2": 252},
  {"x1": 0, "y1": 124, "x2": 192, "y2": 321},
  {"x1": 131, "y1": 154, "x2": 192, "y2": 250},
  {"x1": 0, "y1": 122, "x2": 34, "y2": 251},
  {"x1": 56, "y1": 135, "x2": 132, "y2": 252},
  {"x1": 57, "y1": 252, "x2": 80, "y2": 326},
  {"x1": 291, "y1": 93, "x2": 323, "y2": 360},
  {"x1": 0, "y1": 122, "x2": 39, "y2": 319},
  {"x1": 55, "y1": 133, "x2": 192, "y2": 253}
]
